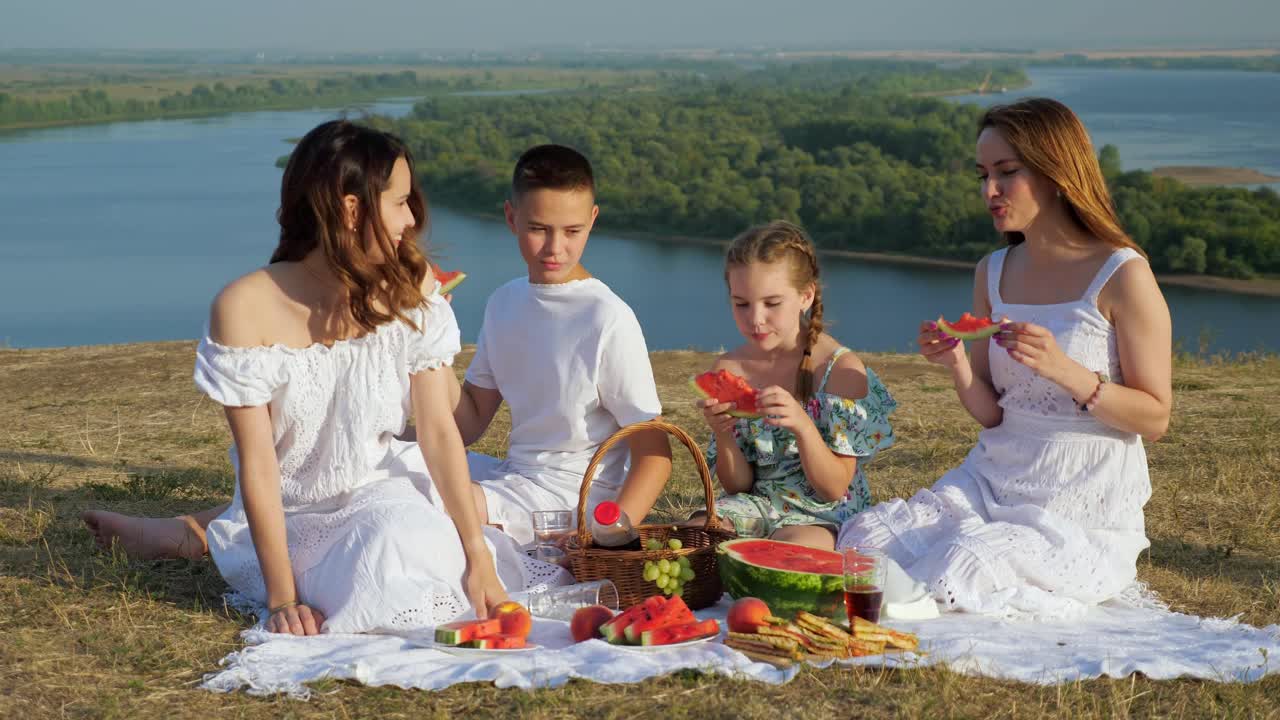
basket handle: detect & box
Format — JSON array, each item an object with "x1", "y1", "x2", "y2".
[{"x1": 575, "y1": 419, "x2": 722, "y2": 548}]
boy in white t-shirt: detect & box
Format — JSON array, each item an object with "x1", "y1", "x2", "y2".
[
  {"x1": 447, "y1": 144, "x2": 672, "y2": 545},
  {"x1": 81, "y1": 144, "x2": 673, "y2": 556}
]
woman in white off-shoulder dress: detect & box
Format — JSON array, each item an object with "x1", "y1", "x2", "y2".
[
  {"x1": 839, "y1": 98, "x2": 1174, "y2": 620},
  {"x1": 186, "y1": 120, "x2": 569, "y2": 635}
]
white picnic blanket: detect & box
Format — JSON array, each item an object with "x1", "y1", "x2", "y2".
[{"x1": 202, "y1": 593, "x2": 1280, "y2": 698}]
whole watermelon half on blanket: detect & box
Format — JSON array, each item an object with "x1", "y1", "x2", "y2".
[
  {"x1": 689, "y1": 370, "x2": 762, "y2": 419},
  {"x1": 717, "y1": 538, "x2": 846, "y2": 620}
]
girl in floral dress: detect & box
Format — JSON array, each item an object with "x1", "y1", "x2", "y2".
[{"x1": 696, "y1": 221, "x2": 897, "y2": 550}]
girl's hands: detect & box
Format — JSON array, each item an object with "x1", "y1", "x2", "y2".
[
  {"x1": 995, "y1": 321, "x2": 1072, "y2": 383},
  {"x1": 756, "y1": 386, "x2": 811, "y2": 433},
  {"x1": 462, "y1": 548, "x2": 509, "y2": 618},
  {"x1": 697, "y1": 397, "x2": 738, "y2": 435},
  {"x1": 267, "y1": 602, "x2": 326, "y2": 636},
  {"x1": 918, "y1": 320, "x2": 967, "y2": 369}
]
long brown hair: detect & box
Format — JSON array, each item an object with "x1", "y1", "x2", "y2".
[
  {"x1": 270, "y1": 120, "x2": 431, "y2": 332},
  {"x1": 725, "y1": 220, "x2": 825, "y2": 402},
  {"x1": 979, "y1": 98, "x2": 1146, "y2": 257}
]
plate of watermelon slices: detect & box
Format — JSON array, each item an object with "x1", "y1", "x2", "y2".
[
  {"x1": 598, "y1": 595, "x2": 722, "y2": 650},
  {"x1": 411, "y1": 602, "x2": 539, "y2": 655},
  {"x1": 613, "y1": 634, "x2": 718, "y2": 652},
  {"x1": 432, "y1": 642, "x2": 543, "y2": 657}
]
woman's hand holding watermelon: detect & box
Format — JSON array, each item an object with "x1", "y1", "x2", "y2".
[
  {"x1": 917, "y1": 320, "x2": 967, "y2": 369},
  {"x1": 994, "y1": 321, "x2": 1073, "y2": 384}
]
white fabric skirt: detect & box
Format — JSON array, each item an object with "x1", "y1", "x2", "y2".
[
  {"x1": 838, "y1": 411, "x2": 1151, "y2": 620},
  {"x1": 208, "y1": 440, "x2": 572, "y2": 634}
]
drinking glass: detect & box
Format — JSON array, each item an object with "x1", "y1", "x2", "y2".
[
  {"x1": 841, "y1": 546, "x2": 886, "y2": 625},
  {"x1": 513, "y1": 580, "x2": 620, "y2": 622},
  {"x1": 531, "y1": 509, "x2": 572, "y2": 566}
]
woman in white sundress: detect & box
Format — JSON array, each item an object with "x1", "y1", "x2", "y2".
[
  {"x1": 183, "y1": 120, "x2": 569, "y2": 636},
  {"x1": 837, "y1": 98, "x2": 1173, "y2": 619}
]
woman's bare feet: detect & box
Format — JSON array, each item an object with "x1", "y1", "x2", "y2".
[{"x1": 80, "y1": 510, "x2": 209, "y2": 561}]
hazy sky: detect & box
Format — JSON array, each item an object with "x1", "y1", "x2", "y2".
[{"x1": 3, "y1": 0, "x2": 1276, "y2": 52}]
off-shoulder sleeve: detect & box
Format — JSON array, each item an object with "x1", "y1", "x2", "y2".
[
  {"x1": 193, "y1": 338, "x2": 289, "y2": 407},
  {"x1": 406, "y1": 296, "x2": 462, "y2": 374},
  {"x1": 815, "y1": 368, "x2": 897, "y2": 458}
]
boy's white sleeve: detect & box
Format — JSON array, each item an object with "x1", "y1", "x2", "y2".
[
  {"x1": 463, "y1": 316, "x2": 497, "y2": 390},
  {"x1": 598, "y1": 309, "x2": 663, "y2": 427}
]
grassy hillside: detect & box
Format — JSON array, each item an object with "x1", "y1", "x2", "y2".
[{"x1": 1, "y1": 342, "x2": 1277, "y2": 718}]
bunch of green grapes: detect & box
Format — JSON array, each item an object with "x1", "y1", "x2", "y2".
[{"x1": 641, "y1": 538, "x2": 696, "y2": 596}]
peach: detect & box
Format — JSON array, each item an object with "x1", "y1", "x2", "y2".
[
  {"x1": 727, "y1": 597, "x2": 773, "y2": 634},
  {"x1": 570, "y1": 604, "x2": 616, "y2": 643},
  {"x1": 492, "y1": 601, "x2": 533, "y2": 639}
]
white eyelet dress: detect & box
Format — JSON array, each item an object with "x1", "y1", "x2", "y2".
[
  {"x1": 837, "y1": 247, "x2": 1153, "y2": 619},
  {"x1": 194, "y1": 296, "x2": 572, "y2": 633}
]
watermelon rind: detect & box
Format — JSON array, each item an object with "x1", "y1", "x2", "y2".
[
  {"x1": 717, "y1": 539, "x2": 845, "y2": 620},
  {"x1": 639, "y1": 619, "x2": 721, "y2": 646},
  {"x1": 688, "y1": 375, "x2": 762, "y2": 419},
  {"x1": 436, "y1": 270, "x2": 467, "y2": 295},
  {"x1": 936, "y1": 316, "x2": 1000, "y2": 342},
  {"x1": 434, "y1": 617, "x2": 502, "y2": 645}
]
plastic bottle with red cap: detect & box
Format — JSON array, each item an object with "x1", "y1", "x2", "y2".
[{"x1": 590, "y1": 500, "x2": 639, "y2": 548}]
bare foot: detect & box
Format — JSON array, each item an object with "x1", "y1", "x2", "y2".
[{"x1": 80, "y1": 510, "x2": 208, "y2": 561}]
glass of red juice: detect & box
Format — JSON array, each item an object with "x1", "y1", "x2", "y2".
[{"x1": 842, "y1": 547, "x2": 886, "y2": 625}]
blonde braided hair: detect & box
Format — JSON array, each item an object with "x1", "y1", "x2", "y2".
[{"x1": 725, "y1": 220, "x2": 825, "y2": 401}]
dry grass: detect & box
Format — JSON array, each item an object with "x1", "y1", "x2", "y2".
[{"x1": 2, "y1": 342, "x2": 1278, "y2": 718}]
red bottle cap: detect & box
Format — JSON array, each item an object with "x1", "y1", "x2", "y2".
[{"x1": 593, "y1": 501, "x2": 621, "y2": 526}]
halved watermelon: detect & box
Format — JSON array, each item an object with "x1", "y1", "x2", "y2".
[
  {"x1": 624, "y1": 595, "x2": 695, "y2": 643},
  {"x1": 433, "y1": 266, "x2": 467, "y2": 295},
  {"x1": 717, "y1": 538, "x2": 845, "y2": 620},
  {"x1": 690, "y1": 369, "x2": 762, "y2": 419},
  {"x1": 937, "y1": 312, "x2": 1000, "y2": 341},
  {"x1": 640, "y1": 618, "x2": 721, "y2": 646}
]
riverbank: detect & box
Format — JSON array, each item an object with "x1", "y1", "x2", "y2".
[
  {"x1": 439, "y1": 203, "x2": 1280, "y2": 298},
  {"x1": 587, "y1": 217, "x2": 1280, "y2": 298},
  {"x1": 0, "y1": 341, "x2": 1276, "y2": 716},
  {"x1": 1153, "y1": 165, "x2": 1280, "y2": 187}
]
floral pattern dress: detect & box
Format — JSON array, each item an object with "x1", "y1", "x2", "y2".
[{"x1": 707, "y1": 348, "x2": 897, "y2": 536}]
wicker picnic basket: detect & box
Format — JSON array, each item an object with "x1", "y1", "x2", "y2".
[{"x1": 566, "y1": 419, "x2": 737, "y2": 611}]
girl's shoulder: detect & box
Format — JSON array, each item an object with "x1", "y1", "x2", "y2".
[
  {"x1": 209, "y1": 267, "x2": 293, "y2": 348},
  {"x1": 815, "y1": 338, "x2": 869, "y2": 401}
]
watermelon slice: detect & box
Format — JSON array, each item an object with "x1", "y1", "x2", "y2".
[
  {"x1": 601, "y1": 596, "x2": 667, "y2": 644},
  {"x1": 640, "y1": 618, "x2": 721, "y2": 646},
  {"x1": 624, "y1": 595, "x2": 695, "y2": 644},
  {"x1": 462, "y1": 633, "x2": 527, "y2": 649},
  {"x1": 690, "y1": 370, "x2": 762, "y2": 419},
  {"x1": 937, "y1": 312, "x2": 1000, "y2": 341},
  {"x1": 433, "y1": 266, "x2": 467, "y2": 295},
  {"x1": 717, "y1": 539, "x2": 846, "y2": 620},
  {"x1": 434, "y1": 617, "x2": 502, "y2": 645}
]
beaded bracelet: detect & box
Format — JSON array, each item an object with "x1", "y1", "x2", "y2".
[{"x1": 1079, "y1": 373, "x2": 1108, "y2": 412}]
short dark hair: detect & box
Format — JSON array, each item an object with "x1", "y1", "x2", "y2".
[{"x1": 511, "y1": 144, "x2": 595, "y2": 200}]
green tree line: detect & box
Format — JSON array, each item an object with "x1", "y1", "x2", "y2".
[
  {"x1": 0, "y1": 71, "x2": 479, "y2": 128},
  {"x1": 379, "y1": 81, "x2": 1279, "y2": 279}
]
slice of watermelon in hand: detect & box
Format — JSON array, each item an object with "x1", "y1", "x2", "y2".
[
  {"x1": 689, "y1": 369, "x2": 762, "y2": 419},
  {"x1": 936, "y1": 312, "x2": 1001, "y2": 341},
  {"x1": 432, "y1": 266, "x2": 467, "y2": 295}
]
